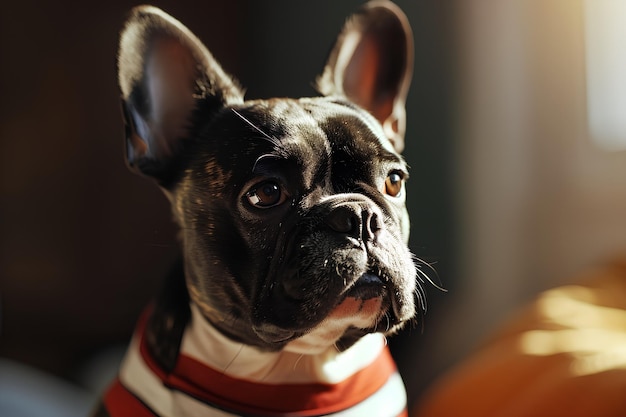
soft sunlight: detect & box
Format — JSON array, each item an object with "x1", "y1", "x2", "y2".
[
  {"x1": 584, "y1": 0, "x2": 626, "y2": 151},
  {"x1": 519, "y1": 285, "x2": 626, "y2": 376}
]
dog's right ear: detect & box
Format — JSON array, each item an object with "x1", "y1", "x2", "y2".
[
  {"x1": 118, "y1": 6, "x2": 243, "y2": 186},
  {"x1": 317, "y1": 1, "x2": 413, "y2": 153}
]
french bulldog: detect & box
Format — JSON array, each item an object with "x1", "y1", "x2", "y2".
[{"x1": 95, "y1": 2, "x2": 426, "y2": 416}]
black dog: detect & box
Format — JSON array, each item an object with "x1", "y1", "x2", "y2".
[{"x1": 96, "y1": 2, "x2": 423, "y2": 416}]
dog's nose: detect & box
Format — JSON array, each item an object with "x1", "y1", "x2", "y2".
[{"x1": 325, "y1": 204, "x2": 382, "y2": 241}]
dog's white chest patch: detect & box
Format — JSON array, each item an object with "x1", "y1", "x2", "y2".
[
  {"x1": 285, "y1": 296, "x2": 383, "y2": 354},
  {"x1": 182, "y1": 303, "x2": 385, "y2": 384}
]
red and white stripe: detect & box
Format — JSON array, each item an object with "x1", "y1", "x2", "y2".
[{"x1": 102, "y1": 306, "x2": 408, "y2": 417}]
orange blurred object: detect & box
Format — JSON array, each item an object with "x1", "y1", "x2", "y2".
[{"x1": 413, "y1": 257, "x2": 626, "y2": 417}]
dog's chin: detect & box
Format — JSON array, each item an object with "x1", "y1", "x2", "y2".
[
  {"x1": 282, "y1": 297, "x2": 384, "y2": 354},
  {"x1": 279, "y1": 273, "x2": 406, "y2": 355},
  {"x1": 194, "y1": 269, "x2": 413, "y2": 353}
]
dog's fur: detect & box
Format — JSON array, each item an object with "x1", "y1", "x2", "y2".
[{"x1": 96, "y1": 2, "x2": 427, "y2": 416}]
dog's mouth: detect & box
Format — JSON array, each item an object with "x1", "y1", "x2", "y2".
[
  {"x1": 343, "y1": 271, "x2": 406, "y2": 320},
  {"x1": 253, "y1": 272, "x2": 401, "y2": 348},
  {"x1": 278, "y1": 272, "x2": 406, "y2": 354},
  {"x1": 253, "y1": 221, "x2": 417, "y2": 351},
  {"x1": 345, "y1": 272, "x2": 386, "y2": 300},
  {"x1": 342, "y1": 271, "x2": 412, "y2": 333}
]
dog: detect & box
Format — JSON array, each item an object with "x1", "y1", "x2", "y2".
[{"x1": 94, "y1": 2, "x2": 424, "y2": 416}]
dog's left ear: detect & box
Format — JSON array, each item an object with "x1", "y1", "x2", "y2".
[{"x1": 317, "y1": 1, "x2": 413, "y2": 153}]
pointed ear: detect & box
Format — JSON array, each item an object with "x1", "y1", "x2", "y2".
[
  {"x1": 118, "y1": 6, "x2": 244, "y2": 185},
  {"x1": 317, "y1": 1, "x2": 413, "y2": 153}
]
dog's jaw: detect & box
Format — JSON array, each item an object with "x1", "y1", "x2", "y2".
[{"x1": 285, "y1": 297, "x2": 384, "y2": 354}]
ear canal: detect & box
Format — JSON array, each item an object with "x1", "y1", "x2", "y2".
[
  {"x1": 118, "y1": 6, "x2": 244, "y2": 185},
  {"x1": 317, "y1": 1, "x2": 413, "y2": 153}
]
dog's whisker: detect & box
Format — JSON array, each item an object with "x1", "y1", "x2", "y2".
[
  {"x1": 413, "y1": 256, "x2": 446, "y2": 292},
  {"x1": 413, "y1": 255, "x2": 446, "y2": 291},
  {"x1": 231, "y1": 109, "x2": 281, "y2": 147},
  {"x1": 259, "y1": 353, "x2": 285, "y2": 382},
  {"x1": 410, "y1": 283, "x2": 428, "y2": 333},
  {"x1": 413, "y1": 283, "x2": 428, "y2": 314},
  {"x1": 221, "y1": 344, "x2": 245, "y2": 376},
  {"x1": 372, "y1": 312, "x2": 382, "y2": 333},
  {"x1": 292, "y1": 354, "x2": 305, "y2": 371}
]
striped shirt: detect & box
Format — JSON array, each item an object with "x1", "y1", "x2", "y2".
[{"x1": 101, "y1": 305, "x2": 408, "y2": 417}]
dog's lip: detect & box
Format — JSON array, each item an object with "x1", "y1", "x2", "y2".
[
  {"x1": 345, "y1": 273, "x2": 386, "y2": 300},
  {"x1": 344, "y1": 272, "x2": 411, "y2": 324}
]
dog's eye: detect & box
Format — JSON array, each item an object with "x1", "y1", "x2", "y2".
[
  {"x1": 384, "y1": 172, "x2": 404, "y2": 197},
  {"x1": 246, "y1": 181, "x2": 286, "y2": 208}
]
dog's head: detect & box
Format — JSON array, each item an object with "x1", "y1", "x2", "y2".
[{"x1": 118, "y1": 2, "x2": 420, "y2": 353}]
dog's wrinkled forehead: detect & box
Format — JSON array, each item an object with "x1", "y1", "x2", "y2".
[
  {"x1": 304, "y1": 98, "x2": 399, "y2": 156},
  {"x1": 197, "y1": 97, "x2": 404, "y2": 186}
]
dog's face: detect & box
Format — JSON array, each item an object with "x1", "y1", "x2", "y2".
[{"x1": 118, "y1": 3, "x2": 419, "y2": 353}]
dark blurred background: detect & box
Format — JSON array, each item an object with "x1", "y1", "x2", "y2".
[{"x1": 3, "y1": 0, "x2": 626, "y2": 416}]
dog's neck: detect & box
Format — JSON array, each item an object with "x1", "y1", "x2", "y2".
[
  {"x1": 115, "y1": 302, "x2": 406, "y2": 416},
  {"x1": 182, "y1": 303, "x2": 386, "y2": 385}
]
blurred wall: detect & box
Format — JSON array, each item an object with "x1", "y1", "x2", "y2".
[
  {"x1": 0, "y1": 0, "x2": 247, "y2": 378},
  {"x1": 416, "y1": 0, "x2": 626, "y2": 398}
]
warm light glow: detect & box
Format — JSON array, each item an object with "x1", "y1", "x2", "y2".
[
  {"x1": 584, "y1": 0, "x2": 626, "y2": 151},
  {"x1": 519, "y1": 285, "x2": 626, "y2": 376},
  {"x1": 537, "y1": 286, "x2": 626, "y2": 330}
]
